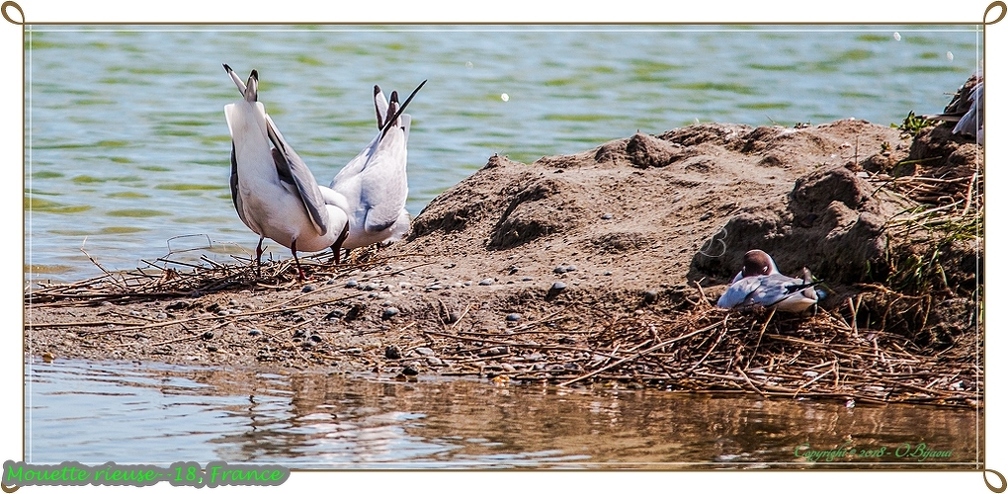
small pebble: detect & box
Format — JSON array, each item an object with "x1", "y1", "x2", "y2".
[
  {"x1": 603, "y1": 271, "x2": 612, "y2": 276},
  {"x1": 382, "y1": 307, "x2": 400, "y2": 320},
  {"x1": 401, "y1": 364, "x2": 419, "y2": 376},
  {"x1": 505, "y1": 313, "x2": 522, "y2": 322},
  {"x1": 206, "y1": 345, "x2": 218, "y2": 352},
  {"x1": 565, "y1": 265, "x2": 577, "y2": 272},
  {"x1": 553, "y1": 265, "x2": 567, "y2": 274},
  {"x1": 445, "y1": 311, "x2": 461, "y2": 324},
  {"x1": 415, "y1": 347, "x2": 435, "y2": 356},
  {"x1": 385, "y1": 345, "x2": 402, "y2": 359},
  {"x1": 521, "y1": 277, "x2": 533, "y2": 282},
  {"x1": 546, "y1": 281, "x2": 567, "y2": 301},
  {"x1": 309, "y1": 334, "x2": 323, "y2": 343},
  {"x1": 802, "y1": 371, "x2": 818, "y2": 378},
  {"x1": 643, "y1": 290, "x2": 658, "y2": 304},
  {"x1": 501, "y1": 363, "x2": 516, "y2": 372},
  {"x1": 478, "y1": 278, "x2": 494, "y2": 286},
  {"x1": 698, "y1": 211, "x2": 713, "y2": 221},
  {"x1": 601, "y1": 213, "x2": 613, "y2": 220},
  {"x1": 201, "y1": 331, "x2": 214, "y2": 340},
  {"x1": 426, "y1": 357, "x2": 444, "y2": 367},
  {"x1": 229, "y1": 299, "x2": 239, "y2": 306},
  {"x1": 293, "y1": 329, "x2": 306, "y2": 338},
  {"x1": 324, "y1": 309, "x2": 344, "y2": 320},
  {"x1": 426, "y1": 283, "x2": 443, "y2": 291},
  {"x1": 345, "y1": 279, "x2": 359, "y2": 288},
  {"x1": 301, "y1": 284, "x2": 316, "y2": 293},
  {"x1": 248, "y1": 329, "x2": 262, "y2": 336},
  {"x1": 363, "y1": 283, "x2": 380, "y2": 291}
]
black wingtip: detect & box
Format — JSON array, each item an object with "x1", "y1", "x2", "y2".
[
  {"x1": 390, "y1": 90, "x2": 399, "y2": 104},
  {"x1": 250, "y1": 69, "x2": 259, "y2": 81},
  {"x1": 374, "y1": 85, "x2": 380, "y2": 96},
  {"x1": 378, "y1": 79, "x2": 427, "y2": 136},
  {"x1": 223, "y1": 63, "x2": 232, "y2": 72}
]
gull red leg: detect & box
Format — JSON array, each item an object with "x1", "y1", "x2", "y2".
[
  {"x1": 255, "y1": 237, "x2": 265, "y2": 277},
  {"x1": 290, "y1": 239, "x2": 305, "y2": 281},
  {"x1": 330, "y1": 222, "x2": 350, "y2": 265}
]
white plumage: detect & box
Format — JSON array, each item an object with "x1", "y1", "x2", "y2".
[{"x1": 222, "y1": 64, "x2": 349, "y2": 278}]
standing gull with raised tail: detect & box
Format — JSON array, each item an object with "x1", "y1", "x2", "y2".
[
  {"x1": 324, "y1": 80, "x2": 427, "y2": 254},
  {"x1": 222, "y1": 64, "x2": 349, "y2": 279}
]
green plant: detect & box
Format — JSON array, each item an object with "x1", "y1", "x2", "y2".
[{"x1": 892, "y1": 111, "x2": 934, "y2": 138}]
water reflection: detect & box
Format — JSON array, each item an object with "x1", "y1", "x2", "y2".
[{"x1": 26, "y1": 358, "x2": 980, "y2": 469}]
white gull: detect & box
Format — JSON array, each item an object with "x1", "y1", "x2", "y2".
[
  {"x1": 222, "y1": 64, "x2": 349, "y2": 278},
  {"x1": 323, "y1": 80, "x2": 426, "y2": 251}
]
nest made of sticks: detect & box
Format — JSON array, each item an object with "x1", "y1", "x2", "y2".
[{"x1": 417, "y1": 295, "x2": 979, "y2": 408}]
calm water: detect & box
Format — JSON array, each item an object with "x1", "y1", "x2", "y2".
[
  {"x1": 25, "y1": 357, "x2": 980, "y2": 468},
  {"x1": 24, "y1": 25, "x2": 981, "y2": 283}
]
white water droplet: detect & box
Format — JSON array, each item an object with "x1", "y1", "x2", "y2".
[
  {"x1": 465, "y1": 61, "x2": 473, "y2": 69},
  {"x1": 501, "y1": 93, "x2": 510, "y2": 102},
  {"x1": 946, "y1": 51, "x2": 954, "y2": 61},
  {"x1": 893, "y1": 32, "x2": 901, "y2": 41}
]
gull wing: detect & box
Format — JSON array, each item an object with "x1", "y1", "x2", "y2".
[
  {"x1": 952, "y1": 83, "x2": 983, "y2": 137},
  {"x1": 223, "y1": 64, "x2": 248, "y2": 96},
  {"x1": 717, "y1": 274, "x2": 817, "y2": 309},
  {"x1": 747, "y1": 274, "x2": 818, "y2": 308},
  {"x1": 358, "y1": 130, "x2": 408, "y2": 233},
  {"x1": 228, "y1": 142, "x2": 250, "y2": 229},
  {"x1": 717, "y1": 276, "x2": 762, "y2": 309},
  {"x1": 264, "y1": 113, "x2": 329, "y2": 236}
]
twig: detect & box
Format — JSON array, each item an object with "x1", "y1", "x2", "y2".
[{"x1": 560, "y1": 319, "x2": 724, "y2": 386}]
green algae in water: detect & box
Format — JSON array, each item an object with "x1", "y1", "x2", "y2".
[
  {"x1": 154, "y1": 183, "x2": 223, "y2": 191},
  {"x1": 25, "y1": 196, "x2": 92, "y2": 214},
  {"x1": 99, "y1": 226, "x2": 147, "y2": 234},
  {"x1": 105, "y1": 191, "x2": 150, "y2": 199},
  {"x1": 107, "y1": 208, "x2": 168, "y2": 218}
]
